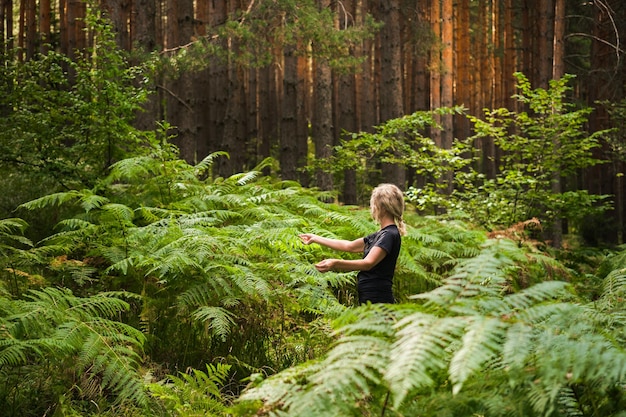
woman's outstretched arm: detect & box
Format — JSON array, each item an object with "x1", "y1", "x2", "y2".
[{"x1": 299, "y1": 233, "x2": 364, "y2": 253}]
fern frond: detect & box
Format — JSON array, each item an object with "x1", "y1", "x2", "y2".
[
  {"x1": 194, "y1": 151, "x2": 229, "y2": 177},
  {"x1": 449, "y1": 316, "x2": 507, "y2": 395},
  {"x1": 502, "y1": 280, "x2": 572, "y2": 313},
  {"x1": 99, "y1": 203, "x2": 135, "y2": 225},
  {"x1": 0, "y1": 218, "x2": 29, "y2": 235},
  {"x1": 149, "y1": 363, "x2": 231, "y2": 416},
  {"x1": 412, "y1": 240, "x2": 515, "y2": 311},
  {"x1": 387, "y1": 314, "x2": 465, "y2": 407},
  {"x1": 193, "y1": 306, "x2": 236, "y2": 341},
  {"x1": 18, "y1": 190, "x2": 85, "y2": 210}
]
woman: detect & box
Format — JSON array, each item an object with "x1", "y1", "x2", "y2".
[{"x1": 299, "y1": 183, "x2": 406, "y2": 304}]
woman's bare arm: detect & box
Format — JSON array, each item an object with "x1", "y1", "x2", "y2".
[
  {"x1": 314, "y1": 246, "x2": 387, "y2": 273},
  {"x1": 299, "y1": 233, "x2": 364, "y2": 253}
]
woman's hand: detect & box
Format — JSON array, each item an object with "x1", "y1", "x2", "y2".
[
  {"x1": 299, "y1": 233, "x2": 317, "y2": 245},
  {"x1": 314, "y1": 258, "x2": 337, "y2": 272}
]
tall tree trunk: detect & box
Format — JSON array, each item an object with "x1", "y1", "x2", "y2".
[
  {"x1": 455, "y1": 0, "x2": 470, "y2": 141},
  {"x1": 379, "y1": 0, "x2": 405, "y2": 188},
  {"x1": 521, "y1": 0, "x2": 534, "y2": 85},
  {"x1": 101, "y1": 0, "x2": 130, "y2": 50},
  {"x1": 536, "y1": 0, "x2": 560, "y2": 246},
  {"x1": 26, "y1": 0, "x2": 39, "y2": 58},
  {"x1": 357, "y1": 0, "x2": 375, "y2": 133},
  {"x1": 503, "y1": 0, "x2": 516, "y2": 113},
  {"x1": 39, "y1": 0, "x2": 50, "y2": 54},
  {"x1": 220, "y1": 62, "x2": 247, "y2": 176},
  {"x1": 312, "y1": 0, "x2": 334, "y2": 191},
  {"x1": 440, "y1": 0, "x2": 453, "y2": 150},
  {"x1": 207, "y1": 1, "x2": 228, "y2": 167},
  {"x1": 256, "y1": 65, "x2": 273, "y2": 163},
  {"x1": 337, "y1": 0, "x2": 357, "y2": 204},
  {"x1": 1, "y1": 0, "x2": 13, "y2": 51},
  {"x1": 132, "y1": 0, "x2": 158, "y2": 131},
  {"x1": 280, "y1": 43, "x2": 298, "y2": 180},
  {"x1": 166, "y1": 0, "x2": 196, "y2": 164},
  {"x1": 312, "y1": 55, "x2": 334, "y2": 191},
  {"x1": 429, "y1": 0, "x2": 441, "y2": 142},
  {"x1": 296, "y1": 46, "x2": 311, "y2": 187},
  {"x1": 536, "y1": 0, "x2": 555, "y2": 89}
]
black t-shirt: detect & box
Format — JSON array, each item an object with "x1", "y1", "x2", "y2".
[{"x1": 357, "y1": 224, "x2": 401, "y2": 304}]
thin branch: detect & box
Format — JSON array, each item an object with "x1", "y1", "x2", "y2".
[
  {"x1": 156, "y1": 84, "x2": 194, "y2": 112},
  {"x1": 565, "y1": 32, "x2": 625, "y2": 55}
]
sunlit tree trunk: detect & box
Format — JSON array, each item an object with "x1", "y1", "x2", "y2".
[
  {"x1": 441, "y1": 0, "x2": 453, "y2": 150},
  {"x1": 429, "y1": 0, "x2": 441, "y2": 145},
  {"x1": 492, "y1": 0, "x2": 502, "y2": 109},
  {"x1": 0, "y1": 0, "x2": 13, "y2": 51},
  {"x1": 455, "y1": 0, "x2": 470, "y2": 141}
]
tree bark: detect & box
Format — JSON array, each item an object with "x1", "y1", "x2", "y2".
[
  {"x1": 132, "y1": 0, "x2": 158, "y2": 132},
  {"x1": 455, "y1": 0, "x2": 471, "y2": 141},
  {"x1": 312, "y1": 0, "x2": 334, "y2": 192},
  {"x1": 39, "y1": 0, "x2": 50, "y2": 54},
  {"x1": 312, "y1": 55, "x2": 334, "y2": 191},
  {"x1": 536, "y1": 0, "x2": 555, "y2": 89},
  {"x1": 337, "y1": 0, "x2": 357, "y2": 204},
  {"x1": 440, "y1": 0, "x2": 453, "y2": 150},
  {"x1": 379, "y1": 0, "x2": 405, "y2": 188},
  {"x1": 280, "y1": 43, "x2": 298, "y2": 180}
]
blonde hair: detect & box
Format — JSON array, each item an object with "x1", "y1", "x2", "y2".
[{"x1": 370, "y1": 183, "x2": 407, "y2": 236}]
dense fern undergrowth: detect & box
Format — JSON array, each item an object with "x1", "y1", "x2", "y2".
[{"x1": 1, "y1": 148, "x2": 626, "y2": 416}]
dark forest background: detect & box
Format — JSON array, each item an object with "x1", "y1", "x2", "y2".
[{"x1": 3, "y1": 0, "x2": 626, "y2": 243}]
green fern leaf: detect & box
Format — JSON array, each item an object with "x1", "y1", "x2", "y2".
[
  {"x1": 193, "y1": 306, "x2": 236, "y2": 341},
  {"x1": 449, "y1": 316, "x2": 506, "y2": 395}
]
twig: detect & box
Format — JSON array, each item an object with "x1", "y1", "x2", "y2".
[{"x1": 156, "y1": 84, "x2": 194, "y2": 112}]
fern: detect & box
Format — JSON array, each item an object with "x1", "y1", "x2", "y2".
[
  {"x1": 0, "y1": 287, "x2": 147, "y2": 407},
  {"x1": 149, "y1": 363, "x2": 232, "y2": 416},
  {"x1": 240, "y1": 238, "x2": 626, "y2": 416}
]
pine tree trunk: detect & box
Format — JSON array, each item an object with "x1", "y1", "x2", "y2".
[
  {"x1": 358, "y1": 0, "x2": 375, "y2": 133},
  {"x1": 165, "y1": 0, "x2": 196, "y2": 164},
  {"x1": 312, "y1": 54, "x2": 334, "y2": 191},
  {"x1": 1, "y1": 0, "x2": 12, "y2": 51},
  {"x1": 429, "y1": 0, "x2": 441, "y2": 144},
  {"x1": 296, "y1": 48, "x2": 311, "y2": 187},
  {"x1": 208, "y1": 1, "x2": 228, "y2": 166},
  {"x1": 39, "y1": 0, "x2": 50, "y2": 54},
  {"x1": 537, "y1": 0, "x2": 555, "y2": 89},
  {"x1": 337, "y1": 0, "x2": 357, "y2": 204},
  {"x1": 132, "y1": 0, "x2": 158, "y2": 131},
  {"x1": 455, "y1": 0, "x2": 471, "y2": 141},
  {"x1": 379, "y1": 0, "x2": 405, "y2": 187},
  {"x1": 280, "y1": 43, "x2": 298, "y2": 181},
  {"x1": 440, "y1": 0, "x2": 453, "y2": 150},
  {"x1": 503, "y1": 0, "x2": 516, "y2": 113},
  {"x1": 26, "y1": 0, "x2": 37, "y2": 58}
]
